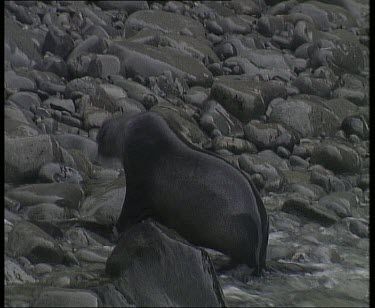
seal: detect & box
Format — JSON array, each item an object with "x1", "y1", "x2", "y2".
[{"x1": 97, "y1": 112, "x2": 269, "y2": 274}]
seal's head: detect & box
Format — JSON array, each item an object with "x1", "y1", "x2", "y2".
[
  {"x1": 97, "y1": 112, "x2": 143, "y2": 159},
  {"x1": 122, "y1": 112, "x2": 184, "y2": 168}
]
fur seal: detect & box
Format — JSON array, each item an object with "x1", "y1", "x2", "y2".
[{"x1": 97, "y1": 112, "x2": 269, "y2": 274}]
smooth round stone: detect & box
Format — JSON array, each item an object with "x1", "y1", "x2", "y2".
[
  {"x1": 318, "y1": 194, "x2": 352, "y2": 219},
  {"x1": 276, "y1": 146, "x2": 291, "y2": 159},
  {"x1": 348, "y1": 134, "x2": 361, "y2": 144},
  {"x1": 26, "y1": 203, "x2": 66, "y2": 221},
  {"x1": 289, "y1": 155, "x2": 309, "y2": 168},
  {"x1": 7, "y1": 221, "x2": 64, "y2": 264},
  {"x1": 34, "y1": 263, "x2": 53, "y2": 275},
  {"x1": 54, "y1": 276, "x2": 71, "y2": 288},
  {"x1": 249, "y1": 173, "x2": 265, "y2": 191},
  {"x1": 343, "y1": 218, "x2": 368, "y2": 238},
  {"x1": 8, "y1": 92, "x2": 42, "y2": 111},
  {"x1": 311, "y1": 140, "x2": 362, "y2": 174},
  {"x1": 18, "y1": 256, "x2": 34, "y2": 271},
  {"x1": 75, "y1": 249, "x2": 107, "y2": 263},
  {"x1": 335, "y1": 129, "x2": 347, "y2": 140},
  {"x1": 5, "y1": 71, "x2": 37, "y2": 93},
  {"x1": 5, "y1": 259, "x2": 36, "y2": 285}
]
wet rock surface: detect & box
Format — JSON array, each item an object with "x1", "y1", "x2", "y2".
[{"x1": 4, "y1": 0, "x2": 369, "y2": 307}]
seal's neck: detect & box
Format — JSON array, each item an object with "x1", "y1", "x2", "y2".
[{"x1": 122, "y1": 126, "x2": 187, "y2": 175}]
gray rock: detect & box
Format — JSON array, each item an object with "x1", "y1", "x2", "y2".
[
  {"x1": 7, "y1": 183, "x2": 84, "y2": 209},
  {"x1": 289, "y1": 155, "x2": 309, "y2": 168},
  {"x1": 292, "y1": 139, "x2": 320, "y2": 159},
  {"x1": 65, "y1": 76, "x2": 101, "y2": 100},
  {"x1": 94, "y1": 83, "x2": 129, "y2": 113},
  {"x1": 37, "y1": 54, "x2": 69, "y2": 79},
  {"x1": 34, "y1": 263, "x2": 53, "y2": 275},
  {"x1": 83, "y1": 106, "x2": 112, "y2": 130},
  {"x1": 318, "y1": 193, "x2": 354, "y2": 219},
  {"x1": 5, "y1": 1, "x2": 40, "y2": 25},
  {"x1": 224, "y1": 56, "x2": 296, "y2": 81},
  {"x1": 43, "y1": 97, "x2": 75, "y2": 114},
  {"x1": 282, "y1": 197, "x2": 338, "y2": 226},
  {"x1": 284, "y1": 183, "x2": 326, "y2": 200},
  {"x1": 257, "y1": 15, "x2": 285, "y2": 37},
  {"x1": 332, "y1": 73, "x2": 369, "y2": 106},
  {"x1": 129, "y1": 29, "x2": 219, "y2": 64},
  {"x1": 106, "y1": 219, "x2": 226, "y2": 307},
  {"x1": 75, "y1": 249, "x2": 107, "y2": 264},
  {"x1": 89, "y1": 54, "x2": 121, "y2": 78},
  {"x1": 341, "y1": 116, "x2": 369, "y2": 140},
  {"x1": 33, "y1": 289, "x2": 99, "y2": 307},
  {"x1": 5, "y1": 258, "x2": 36, "y2": 285},
  {"x1": 183, "y1": 86, "x2": 210, "y2": 108},
  {"x1": 109, "y1": 75, "x2": 162, "y2": 110},
  {"x1": 313, "y1": 31, "x2": 366, "y2": 76},
  {"x1": 290, "y1": 3, "x2": 331, "y2": 31},
  {"x1": 292, "y1": 74, "x2": 335, "y2": 98},
  {"x1": 125, "y1": 9, "x2": 205, "y2": 38},
  {"x1": 42, "y1": 25, "x2": 74, "y2": 60},
  {"x1": 108, "y1": 41, "x2": 213, "y2": 87},
  {"x1": 26, "y1": 70, "x2": 66, "y2": 96},
  {"x1": 238, "y1": 48, "x2": 293, "y2": 71},
  {"x1": 267, "y1": 96, "x2": 341, "y2": 138},
  {"x1": 238, "y1": 153, "x2": 284, "y2": 192},
  {"x1": 7, "y1": 221, "x2": 64, "y2": 264},
  {"x1": 5, "y1": 70, "x2": 37, "y2": 93},
  {"x1": 67, "y1": 35, "x2": 106, "y2": 63},
  {"x1": 82, "y1": 24, "x2": 110, "y2": 39},
  {"x1": 310, "y1": 167, "x2": 346, "y2": 193},
  {"x1": 8, "y1": 91, "x2": 41, "y2": 111},
  {"x1": 277, "y1": 146, "x2": 291, "y2": 159},
  {"x1": 211, "y1": 76, "x2": 287, "y2": 122},
  {"x1": 343, "y1": 217, "x2": 368, "y2": 238},
  {"x1": 151, "y1": 101, "x2": 208, "y2": 147},
  {"x1": 59, "y1": 115, "x2": 83, "y2": 129},
  {"x1": 244, "y1": 121, "x2": 298, "y2": 151},
  {"x1": 80, "y1": 181, "x2": 125, "y2": 228},
  {"x1": 321, "y1": 98, "x2": 360, "y2": 127},
  {"x1": 357, "y1": 173, "x2": 369, "y2": 190},
  {"x1": 5, "y1": 135, "x2": 58, "y2": 183},
  {"x1": 95, "y1": 1, "x2": 149, "y2": 13},
  {"x1": 5, "y1": 104, "x2": 40, "y2": 138},
  {"x1": 310, "y1": 140, "x2": 362, "y2": 173},
  {"x1": 214, "y1": 16, "x2": 252, "y2": 35},
  {"x1": 4, "y1": 17, "x2": 42, "y2": 67},
  {"x1": 53, "y1": 134, "x2": 98, "y2": 163},
  {"x1": 65, "y1": 227, "x2": 110, "y2": 248},
  {"x1": 92, "y1": 284, "x2": 135, "y2": 307},
  {"x1": 211, "y1": 136, "x2": 257, "y2": 155},
  {"x1": 25, "y1": 203, "x2": 66, "y2": 221}
]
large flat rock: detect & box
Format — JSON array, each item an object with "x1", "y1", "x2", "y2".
[
  {"x1": 106, "y1": 219, "x2": 226, "y2": 307},
  {"x1": 125, "y1": 10, "x2": 206, "y2": 37},
  {"x1": 108, "y1": 41, "x2": 213, "y2": 87}
]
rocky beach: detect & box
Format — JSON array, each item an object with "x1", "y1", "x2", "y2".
[{"x1": 4, "y1": 0, "x2": 369, "y2": 307}]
